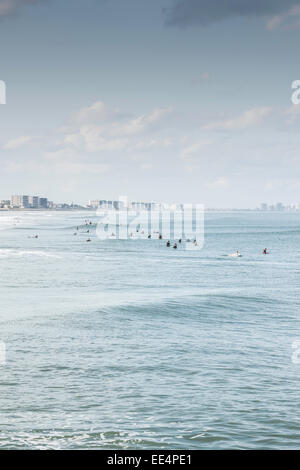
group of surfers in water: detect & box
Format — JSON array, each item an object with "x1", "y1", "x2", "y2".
[
  {"x1": 166, "y1": 238, "x2": 198, "y2": 249},
  {"x1": 29, "y1": 220, "x2": 270, "y2": 253}
]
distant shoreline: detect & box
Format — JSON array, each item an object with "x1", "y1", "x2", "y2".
[
  {"x1": 1, "y1": 208, "x2": 299, "y2": 213},
  {"x1": 0, "y1": 208, "x2": 94, "y2": 212}
]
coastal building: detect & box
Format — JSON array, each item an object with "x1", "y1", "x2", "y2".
[
  {"x1": 276, "y1": 202, "x2": 284, "y2": 211},
  {"x1": 11, "y1": 195, "x2": 48, "y2": 209},
  {"x1": 88, "y1": 200, "x2": 100, "y2": 208},
  {"x1": 88, "y1": 199, "x2": 162, "y2": 211},
  {"x1": 11, "y1": 195, "x2": 30, "y2": 208},
  {"x1": 0, "y1": 200, "x2": 10, "y2": 208},
  {"x1": 28, "y1": 196, "x2": 39, "y2": 208},
  {"x1": 39, "y1": 198, "x2": 48, "y2": 209}
]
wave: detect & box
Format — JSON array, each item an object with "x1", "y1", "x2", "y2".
[{"x1": 0, "y1": 249, "x2": 62, "y2": 259}]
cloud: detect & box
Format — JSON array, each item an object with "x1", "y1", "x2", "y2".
[
  {"x1": 44, "y1": 148, "x2": 111, "y2": 175},
  {"x1": 3, "y1": 135, "x2": 33, "y2": 149},
  {"x1": 205, "y1": 177, "x2": 230, "y2": 189},
  {"x1": 0, "y1": 0, "x2": 43, "y2": 17},
  {"x1": 181, "y1": 140, "x2": 213, "y2": 160},
  {"x1": 204, "y1": 107, "x2": 273, "y2": 131},
  {"x1": 71, "y1": 101, "x2": 114, "y2": 124},
  {"x1": 164, "y1": 0, "x2": 300, "y2": 28},
  {"x1": 2, "y1": 100, "x2": 175, "y2": 184},
  {"x1": 62, "y1": 102, "x2": 172, "y2": 153},
  {"x1": 266, "y1": 5, "x2": 300, "y2": 30},
  {"x1": 264, "y1": 178, "x2": 300, "y2": 191},
  {"x1": 113, "y1": 107, "x2": 172, "y2": 136}
]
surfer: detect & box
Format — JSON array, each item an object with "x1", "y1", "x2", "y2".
[
  {"x1": 166, "y1": 240, "x2": 170, "y2": 247},
  {"x1": 173, "y1": 243, "x2": 177, "y2": 249},
  {"x1": 263, "y1": 248, "x2": 268, "y2": 254},
  {"x1": 86, "y1": 238, "x2": 91, "y2": 242}
]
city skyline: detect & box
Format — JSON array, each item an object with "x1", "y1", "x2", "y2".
[
  {"x1": 1, "y1": 1, "x2": 300, "y2": 206},
  {"x1": 2, "y1": 193, "x2": 300, "y2": 212}
]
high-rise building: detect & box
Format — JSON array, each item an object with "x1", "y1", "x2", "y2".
[
  {"x1": 11, "y1": 195, "x2": 30, "y2": 208},
  {"x1": 276, "y1": 202, "x2": 284, "y2": 211},
  {"x1": 88, "y1": 200, "x2": 100, "y2": 208},
  {"x1": 11, "y1": 195, "x2": 48, "y2": 209},
  {"x1": 39, "y1": 198, "x2": 48, "y2": 209},
  {"x1": 29, "y1": 196, "x2": 39, "y2": 208}
]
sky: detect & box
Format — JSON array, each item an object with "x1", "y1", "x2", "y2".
[{"x1": 0, "y1": 0, "x2": 300, "y2": 207}]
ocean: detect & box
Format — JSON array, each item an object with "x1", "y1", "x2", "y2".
[{"x1": 0, "y1": 210, "x2": 300, "y2": 449}]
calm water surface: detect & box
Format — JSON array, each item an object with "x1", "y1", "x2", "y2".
[{"x1": 0, "y1": 210, "x2": 300, "y2": 449}]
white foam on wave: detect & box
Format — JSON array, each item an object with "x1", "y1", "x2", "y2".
[
  {"x1": 0, "y1": 249, "x2": 62, "y2": 259},
  {"x1": 0, "y1": 211, "x2": 66, "y2": 231}
]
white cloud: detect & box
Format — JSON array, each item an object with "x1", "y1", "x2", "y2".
[
  {"x1": 71, "y1": 101, "x2": 112, "y2": 124},
  {"x1": 62, "y1": 102, "x2": 172, "y2": 153},
  {"x1": 132, "y1": 137, "x2": 172, "y2": 151},
  {"x1": 286, "y1": 103, "x2": 300, "y2": 117},
  {"x1": 265, "y1": 15, "x2": 282, "y2": 31},
  {"x1": 112, "y1": 107, "x2": 172, "y2": 136},
  {"x1": 44, "y1": 147, "x2": 111, "y2": 175},
  {"x1": 264, "y1": 179, "x2": 300, "y2": 191},
  {"x1": 56, "y1": 161, "x2": 111, "y2": 175},
  {"x1": 266, "y1": 5, "x2": 300, "y2": 31},
  {"x1": 3, "y1": 135, "x2": 33, "y2": 149},
  {"x1": 2, "y1": 101, "x2": 175, "y2": 186},
  {"x1": 181, "y1": 140, "x2": 213, "y2": 159},
  {"x1": 205, "y1": 177, "x2": 230, "y2": 189},
  {"x1": 76, "y1": 125, "x2": 129, "y2": 152},
  {"x1": 204, "y1": 107, "x2": 273, "y2": 131}
]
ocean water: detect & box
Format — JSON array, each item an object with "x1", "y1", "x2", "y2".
[{"x1": 0, "y1": 210, "x2": 300, "y2": 450}]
